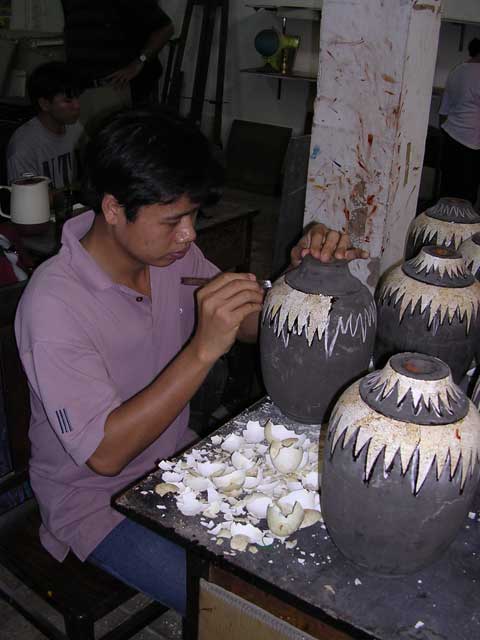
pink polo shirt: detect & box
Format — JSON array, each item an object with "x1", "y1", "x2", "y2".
[{"x1": 15, "y1": 210, "x2": 218, "y2": 562}]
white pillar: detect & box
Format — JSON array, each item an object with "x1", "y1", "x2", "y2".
[{"x1": 304, "y1": 0, "x2": 442, "y2": 289}]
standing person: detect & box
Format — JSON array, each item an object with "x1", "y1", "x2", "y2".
[
  {"x1": 15, "y1": 106, "x2": 367, "y2": 614},
  {"x1": 439, "y1": 38, "x2": 480, "y2": 206},
  {"x1": 7, "y1": 61, "x2": 84, "y2": 190},
  {"x1": 61, "y1": 0, "x2": 173, "y2": 124}
]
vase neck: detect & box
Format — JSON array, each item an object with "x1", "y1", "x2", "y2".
[
  {"x1": 285, "y1": 255, "x2": 361, "y2": 295},
  {"x1": 426, "y1": 197, "x2": 480, "y2": 224},
  {"x1": 402, "y1": 246, "x2": 474, "y2": 288}
]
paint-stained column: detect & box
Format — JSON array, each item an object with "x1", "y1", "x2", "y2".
[{"x1": 304, "y1": 0, "x2": 442, "y2": 288}]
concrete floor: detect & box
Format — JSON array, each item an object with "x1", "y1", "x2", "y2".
[{"x1": 0, "y1": 195, "x2": 280, "y2": 640}]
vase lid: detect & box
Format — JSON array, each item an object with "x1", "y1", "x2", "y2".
[
  {"x1": 359, "y1": 352, "x2": 469, "y2": 425},
  {"x1": 284, "y1": 254, "x2": 362, "y2": 295},
  {"x1": 425, "y1": 197, "x2": 480, "y2": 224},
  {"x1": 402, "y1": 246, "x2": 474, "y2": 288}
]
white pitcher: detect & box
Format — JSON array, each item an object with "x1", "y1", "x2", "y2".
[{"x1": 0, "y1": 175, "x2": 51, "y2": 231}]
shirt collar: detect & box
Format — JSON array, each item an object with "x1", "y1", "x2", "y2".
[{"x1": 60, "y1": 210, "x2": 117, "y2": 291}]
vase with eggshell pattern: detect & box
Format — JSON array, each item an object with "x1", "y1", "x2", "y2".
[
  {"x1": 374, "y1": 246, "x2": 480, "y2": 383},
  {"x1": 322, "y1": 352, "x2": 480, "y2": 575},
  {"x1": 459, "y1": 232, "x2": 480, "y2": 281},
  {"x1": 405, "y1": 197, "x2": 480, "y2": 260},
  {"x1": 260, "y1": 255, "x2": 376, "y2": 424}
]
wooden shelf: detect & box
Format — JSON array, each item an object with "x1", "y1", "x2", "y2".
[
  {"x1": 245, "y1": 3, "x2": 321, "y2": 20},
  {"x1": 241, "y1": 67, "x2": 317, "y2": 83}
]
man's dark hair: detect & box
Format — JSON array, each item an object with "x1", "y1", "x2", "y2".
[
  {"x1": 81, "y1": 107, "x2": 225, "y2": 220},
  {"x1": 468, "y1": 38, "x2": 480, "y2": 58},
  {"x1": 27, "y1": 61, "x2": 81, "y2": 111}
]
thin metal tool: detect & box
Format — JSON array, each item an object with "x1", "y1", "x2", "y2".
[{"x1": 181, "y1": 276, "x2": 272, "y2": 289}]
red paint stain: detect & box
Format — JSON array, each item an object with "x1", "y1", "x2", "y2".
[
  {"x1": 367, "y1": 133, "x2": 373, "y2": 146},
  {"x1": 455, "y1": 429, "x2": 461, "y2": 441},
  {"x1": 382, "y1": 74, "x2": 395, "y2": 84},
  {"x1": 358, "y1": 160, "x2": 368, "y2": 172},
  {"x1": 370, "y1": 205, "x2": 378, "y2": 215},
  {"x1": 367, "y1": 194, "x2": 375, "y2": 206}
]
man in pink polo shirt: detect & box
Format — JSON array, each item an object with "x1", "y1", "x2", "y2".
[{"x1": 15, "y1": 107, "x2": 367, "y2": 615}]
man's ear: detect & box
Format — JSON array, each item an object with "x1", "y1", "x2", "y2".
[
  {"x1": 102, "y1": 194, "x2": 124, "y2": 225},
  {"x1": 38, "y1": 97, "x2": 51, "y2": 113}
]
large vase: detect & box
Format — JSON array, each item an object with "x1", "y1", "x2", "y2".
[
  {"x1": 260, "y1": 255, "x2": 376, "y2": 424},
  {"x1": 375, "y1": 245, "x2": 480, "y2": 383},
  {"x1": 405, "y1": 197, "x2": 480, "y2": 260},
  {"x1": 322, "y1": 352, "x2": 480, "y2": 575},
  {"x1": 459, "y1": 232, "x2": 480, "y2": 281}
]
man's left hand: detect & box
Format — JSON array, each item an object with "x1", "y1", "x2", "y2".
[
  {"x1": 106, "y1": 61, "x2": 143, "y2": 90},
  {"x1": 290, "y1": 223, "x2": 369, "y2": 268}
]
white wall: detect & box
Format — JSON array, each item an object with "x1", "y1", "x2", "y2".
[{"x1": 159, "y1": 1, "x2": 318, "y2": 141}]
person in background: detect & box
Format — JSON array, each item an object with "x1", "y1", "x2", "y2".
[
  {"x1": 61, "y1": 0, "x2": 173, "y2": 114},
  {"x1": 15, "y1": 106, "x2": 367, "y2": 615},
  {"x1": 439, "y1": 37, "x2": 480, "y2": 206},
  {"x1": 7, "y1": 61, "x2": 84, "y2": 190}
]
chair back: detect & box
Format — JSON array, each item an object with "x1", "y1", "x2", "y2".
[
  {"x1": 0, "y1": 282, "x2": 30, "y2": 491},
  {"x1": 271, "y1": 135, "x2": 311, "y2": 277},
  {"x1": 225, "y1": 120, "x2": 292, "y2": 196},
  {"x1": 0, "y1": 119, "x2": 23, "y2": 186}
]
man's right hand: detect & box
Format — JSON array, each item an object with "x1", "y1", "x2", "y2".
[{"x1": 190, "y1": 273, "x2": 264, "y2": 365}]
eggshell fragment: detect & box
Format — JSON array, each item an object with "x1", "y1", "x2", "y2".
[
  {"x1": 270, "y1": 441, "x2": 303, "y2": 474},
  {"x1": 221, "y1": 434, "x2": 244, "y2": 453},
  {"x1": 245, "y1": 493, "x2": 272, "y2": 519},
  {"x1": 212, "y1": 469, "x2": 246, "y2": 492},
  {"x1": 196, "y1": 461, "x2": 226, "y2": 477},
  {"x1": 264, "y1": 420, "x2": 297, "y2": 443},
  {"x1": 154, "y1": 482, "x2": 179, "y2": 497},
  {"x1": 300, "y1": 509, "x2": 322, "y2": 529},
  {"x1": 267, "y1": 501, "x2": 304, "y2": 537},
  {"x1": 230, "y1": 535, "x2": 249, "y2": 552},
  {"x1": 243, "y1": 420, "x2": 265, "y2": 443},
  {"x1": 231, "y1": 451, "x2": 256, "y2": 470}
]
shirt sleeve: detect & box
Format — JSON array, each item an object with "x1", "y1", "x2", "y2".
[
  {"x1": 16, "y1": 286, "x2": 124, "y2": 467},
  {"x1": 25, "y1": 339, "x2": 123, "y2": 466},
  {"x1": 6, "y1": 150, "x2": 39, "y2": 184}
]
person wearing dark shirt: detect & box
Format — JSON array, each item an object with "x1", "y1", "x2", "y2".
[{"x1": 61, "y1": 0, "x2": 173, "y2": 107}]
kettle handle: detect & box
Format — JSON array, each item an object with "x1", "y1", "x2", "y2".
[{"x1": 0, "y1": 186, "x2": 11, "y2": 218}]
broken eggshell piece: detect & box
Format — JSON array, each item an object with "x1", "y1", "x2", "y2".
[
  {"x1": 267, "y1": 501, "x2": 304, "y2": 537},
  {"x1": 155, "y1": 418, "x2": 322, "y2": 551}
]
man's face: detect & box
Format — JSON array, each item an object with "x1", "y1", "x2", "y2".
[
  {"x1": 41, "y1": 92, "x2": 81, "y2": 125},
  {"x1": 109, "y1": 194, "x2": 199, "y2": 268}
]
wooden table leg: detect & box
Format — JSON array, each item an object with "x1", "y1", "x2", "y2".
[{"x1": 182, "y1": 551, "x2": 209, "y2": 640}]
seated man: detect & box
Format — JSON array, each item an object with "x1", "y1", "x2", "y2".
[
  {"x1": 15, "y1": 107, "x2": 367, "y2": 615},
  {"x1": 7, "y1": 61, "x2": 84, "y2": 190}
]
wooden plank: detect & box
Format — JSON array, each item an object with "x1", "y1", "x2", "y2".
[{"x1": 208, "y1": 567, "x2": 355, "y2": 640}]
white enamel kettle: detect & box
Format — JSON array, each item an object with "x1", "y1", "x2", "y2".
[{"x1": 0, "y1": 175, "x2": 51, "y2": 234}]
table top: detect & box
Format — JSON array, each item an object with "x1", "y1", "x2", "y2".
[{"x1": 115, "y1": 398, "x2": 480, "y2": 640}]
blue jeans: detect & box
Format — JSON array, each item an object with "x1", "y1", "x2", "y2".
[{"x1": 88, "y1": 518, "x2": 187, "y2": 615}]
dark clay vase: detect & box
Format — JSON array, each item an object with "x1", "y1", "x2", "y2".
[
  {"x1": 459, "y1": 232, "x2": 480, "y2": 281},
  {"x1": 375, "y1": 245, "x2": 480, "y2": 383},
  {"x1": 405, "y1": 197, "x2": 480, "y2": 260},
  {"x1": 322, "y1": 352, "x2": 480, "y2": 575},
  {"x1": 260, "y1": 255, "x2": 376, "y2": 424}
]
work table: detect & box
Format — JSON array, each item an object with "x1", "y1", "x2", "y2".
[{"x1": 115, "y1": 398, "x2": 480, "y2": 639}]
